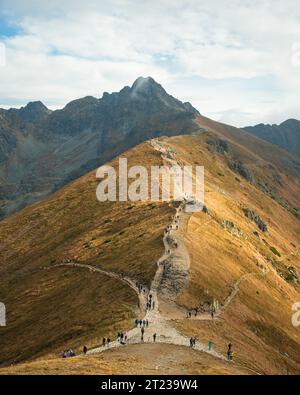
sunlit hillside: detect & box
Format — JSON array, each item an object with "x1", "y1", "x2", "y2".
[{"x1": 0, "y1": 121, "x2": 299, "y2": 374}]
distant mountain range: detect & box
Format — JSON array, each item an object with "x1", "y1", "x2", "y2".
[
  {"x1": 0, "y1": 76, "x2": 299, "y2": 220},
  {"x1": 0, "y1": 77, "x2": 199, "y2": 219},
  {"x1": 244, "y1": 119, "x2": 300, "y2": 157}
]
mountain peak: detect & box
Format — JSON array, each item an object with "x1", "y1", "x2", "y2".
[
  {"x1": 16, "y1": 101, "x2": 51, "y2": 123},
  {"x1": 131, "y1": 76, "x2": 164, "y2": 94},
  {"x1": 24, "y1": 101, "x2": 48, "y2": 112},
  {"x1": 129, "y1": 76, "x2": 199, "y2": 115}
]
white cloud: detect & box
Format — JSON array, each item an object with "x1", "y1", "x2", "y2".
[{"x1": 0, "y1": 0, "x2": 299, "y2": 125}]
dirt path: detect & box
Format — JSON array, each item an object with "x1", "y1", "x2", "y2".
[
  {"x1": 52, "y1": 138, "x2": 227, "y2": 360},
  {"x1": 49, "y1": 262, "x2": 147, "y2": 312},
  {"x1": 87, "y1": 202, "x2": 225, "y2": 360},
  {"x1": 182, "y1": 268, "x2": 269, "y2": 322}
]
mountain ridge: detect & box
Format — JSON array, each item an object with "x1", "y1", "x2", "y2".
[
  {"x1": 0, "y1": 133, "x2": 299, "y2": 374},
  {"x1": 0, "y1": 76, "x2": 200, "y2": 219},
  {"x1": 243, "y1": 118, "x2": 300, "y2": 157}
]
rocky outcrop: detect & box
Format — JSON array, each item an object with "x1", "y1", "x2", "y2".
[
  {"x1": 207, "y1": 138, "x2": 229, "y2": 155},
  {"x1": 222, "y1": 220, "x2": 243, "y2": 237},
  {"x1": 243, "y1": 208, "x2": 268, "y2": 233},
  {"x1": 229, "y1": 160, "x2": 252, "y2": 181}
]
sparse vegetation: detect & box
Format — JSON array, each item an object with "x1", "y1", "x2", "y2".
[
  {"x1": 229, "y1": 160, "x2": 252, "y2": 181},
  {"x1": 269, "y1": 245, "x2": 281, "y2": 257},
  {"x1": 243, "y1": 208, "x2": 268, "y2": 232}
]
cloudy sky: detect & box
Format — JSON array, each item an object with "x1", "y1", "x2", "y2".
[{"x1": 0, "y1": 0, "x2": 299, "y2": 126}]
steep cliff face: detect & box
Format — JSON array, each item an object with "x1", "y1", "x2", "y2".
[{"x1": 0, "y1": 77, "x2": 199, "y2": 219}]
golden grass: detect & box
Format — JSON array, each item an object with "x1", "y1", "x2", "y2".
[
  {"x1": 0, "y1": 343, "x2": 250, "y2": 375},
  {"x1": 0, "y1": 132, "x2": 299, "y2": 375},
  {"x1": 160, "y1": 134, "x2": 300, "y2": 375},
  {"x1": 0, "y1": 143, "x2": 174, "y2": 366}
]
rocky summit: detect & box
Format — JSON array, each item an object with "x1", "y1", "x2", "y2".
[{"x1": 0, "y1": 77, "x2": 199, "y2": 219}]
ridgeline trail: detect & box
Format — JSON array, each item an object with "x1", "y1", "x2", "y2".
[{"x1": 48, "y1": 138, "x2": 268, "y2": 374}]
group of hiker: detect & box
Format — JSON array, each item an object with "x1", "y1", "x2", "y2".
[
  {"x1": 188, "y1": 338, "x2": 234, "y2": 361},
  {"x1": 117, "y1": 332, "x2": 128, "y2": 344},
  {"x1": 135, "y1": 318, "x2": 149, "y2": 328},
  {"x1": 60, "y1": 203, "x2": 237, "y2": 363},
  {"x1": 137, "y1": 284, "x2": 146, "y2": 294},
  {"x1": 186, "y1": 307, "x2": 216, "y2": 319},
  {"x1": 62, "y1": 349, "x2": 76, "y2": 358},
  {"x1": 140, "y1": 325, "x2": 157, "y2": 343},
  {"x1": 102, "y1": 337, "x2": 111, "y2": 347},
  {"x1": 189, "y1": 337, "x2": 197, "y2": 348},
  {"x1": 68, "y1": 338, "x2": 234, "y2": 362},
  {"x1": 187, "y1": 309, "x2": 198, "y2": 318},
  {"x1": 164, "y1": 216, "x2": 180, "y2": 236},
  {"x1": 146, "y1": 293, "x2": 155, "y2": 310}
]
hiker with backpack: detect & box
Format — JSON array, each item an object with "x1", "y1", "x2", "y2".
[{"x1": 227, "y1": 343, "x2": 233, "y2": 361}]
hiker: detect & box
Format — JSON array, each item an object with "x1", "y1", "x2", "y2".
[
  {"x1": 83, "y1": 345, "x2": 88, "y2": 355},
  {"x1": 141, "y1": 327, "x2": 145, "y2": 342},
  {"x1": 227, "y1": 343, "x2": 233, "y2": 361},
  {"x1": 146, "y1": 319, "x2": 149, "y2": 327},
  {"x1": 107, "y1": 338, "x2": 111, "y2": 347},
  {"x1": 139, "y1": 319, "x2": 142, "y2": 327},
  {"x1": 149, "y1": 294, "x2": 152, "y2": 300},
  {"x1": 143, "y1": 319, "x2": 146, "y2": 327},
  {"x1": 102, "y1": 338, "x2": 106, "y2": 347},
  {"x1": 189, "y1": 337, "x2": 193, "y2": 348},
  {"x1": 152, "y1": 300, "x2": 155, "y2": 310},
  {"x1": 153, "y1": 333, "x2": 157, "y2": 342}
]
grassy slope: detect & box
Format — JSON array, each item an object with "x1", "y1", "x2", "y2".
[
  {"x1": 0, "y1": 143, "x2": 174, "y2": 366},
  {"x1": 0, "y1": 344, "x2": 250, "y2": 375},
  {"x1": 159, "y1": 134, "x2": 300, "y2": 374},
  {"x1": 197, "y1": 115, "x2": 300, "y2": 213},
  {"x1": 0, "y1": 127, "x2": 299, "y2": 374}
]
